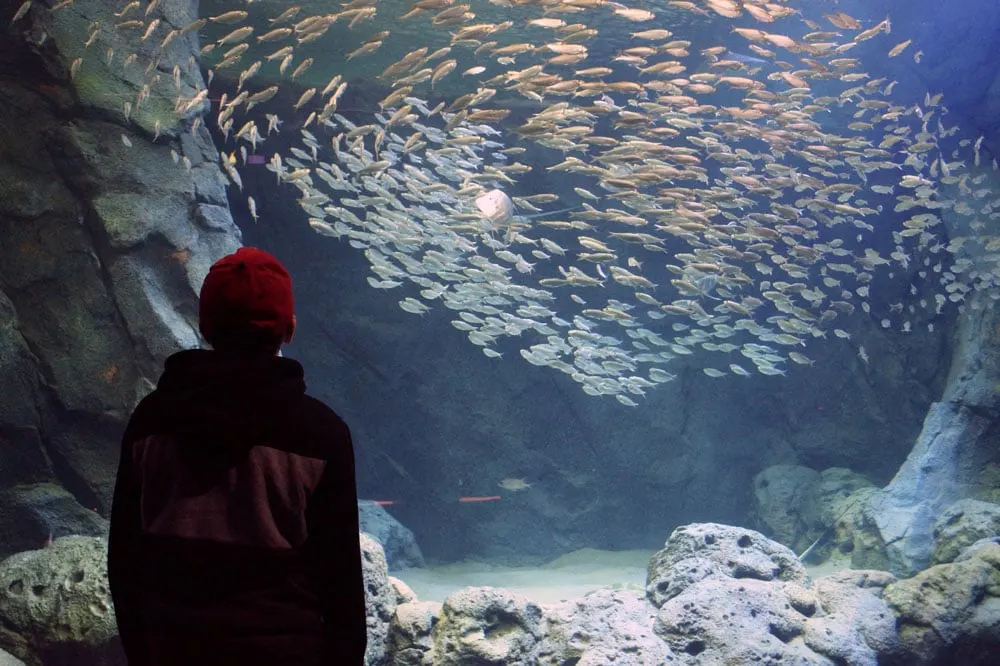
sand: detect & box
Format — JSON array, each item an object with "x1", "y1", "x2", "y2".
[
  {"x1": 393, "y1": 548, "x2": 655, "y2": 604},
  {"x1": 392, "y1": 548, "x2": 857, "y2": 605}
]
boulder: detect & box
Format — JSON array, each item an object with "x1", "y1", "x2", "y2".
[
  {"x1": 537, "y1": 588, "x2": 673, "y2": 665},
  {"x1": 388, "y1": 576, "x2": 418, "y2": 606},
  {"x1": 932, "y1": 499, "x2": 1000, "y2": 565},
  {"x1": 0, "y1": 484, "x2": 109, "y2": 561},
  {"x1": 645, "y1": 522, "x2": 808, "y2": 608},
  {"x1": 361, "y1": 533, "x2": 397, "y2": 666},
  {"x1": 649, "y1": 523, "x2": 901, "y2": 665},
  {"x1": 431, "y1": 587, "x2": 544, "y2": 665},
  {"x1": 0, "y1": 537, "x2": 120, "y2": 666},
  {"x1": 804, "y1": 570, "x2": 900, "y2": 664},
  {"x1": 752, "y1": 464, "x2": 821, "y2": 551},
  {"x1": 655, "y1": 577, "x2": 827, "y2": 663},
  {"x1": 883, "y1": 541, "x2": 1000, "y2": 665},
  {"x1": 359, "y1": 501, "x2": 426, "y2": 571},
  {"x1": 0, "y1": 648, "x2": 25, "y2": 666},
  {"x1": 387, "y1": 600, "x2": 441, "y2": 666}
]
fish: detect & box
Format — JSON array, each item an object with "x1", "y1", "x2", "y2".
[{"x1": 80, "y1": 0, "x2": 994, "y2": 402}]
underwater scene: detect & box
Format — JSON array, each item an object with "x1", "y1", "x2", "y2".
[{"x1": 1, "y1": 0, "x2": 1000, "y2": 663}]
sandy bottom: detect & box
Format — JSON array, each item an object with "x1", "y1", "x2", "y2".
[
  {"x1": 395, "y1": 548, "x2": 655, "y2": 604},
  {"x1": 393, "y1": 548, "x2": 856, "y2": 605}
]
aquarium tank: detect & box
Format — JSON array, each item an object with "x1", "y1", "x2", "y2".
[{"x1": 0, "y1": 0, "x2": 998, "y2": 663}]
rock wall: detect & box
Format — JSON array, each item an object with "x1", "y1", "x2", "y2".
[
  {"x1": 0, "y1": 0, "x2": 996, "y2": 571},
  {"x1": 0, "y1": 0, "x2": 240, "y2": 523}
]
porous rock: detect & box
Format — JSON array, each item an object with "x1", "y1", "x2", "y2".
[
  {"x1": 649, "y1": 523, "x2": 902, "y2": 665},
  {"x1": 388, "y1": 600, "x2": 441, "y2": 666},
  {"x1": 0, "y1": 537, "x2": 119, "y2": 666},
  {"x1": 645, "y1": 522, "x2": 808, "y2": 608},
  {"x1": 883, "y1": 541, "x2": 1000, "y2": 665},
  {"x1": 931, "y1": 498, "x2": 1000, "y2": 565},
  {"x1": 361, "y1": 533, "x2": 398, "y2": 666},
  {"x1": 388, "y1": 576, "x2": 418, "y2": 606},
  {"x1": 431, "y1": 586, "x2": 543, "y2": 665},
  {"x1": 804, "y1": 570, "x2": 900, "y2": 664},
  {"x1": 538, "y1": 588, "x2": 674, "y2": 665}
]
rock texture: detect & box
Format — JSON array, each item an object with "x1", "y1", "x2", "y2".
[
  {"x1": 0, "y1": 537, "x2": 120, "y2": 666},
  {"x1": 0, "y1": 0, "x2": 240, "y2": 522},
  {"x1": 537, "y1": 588, "x2": 673, "y2": 665},
  {"x1": 883, "y1": 540, "x2": 1000, "y2": 665},
  {"x1": 0, "y1": 533, "x2": 396, "y2": 666},
  {"x1": 432, "y1": 587, "x2": 544, "y2": 665},
  {"x1": 359, "y1": 501, "x2": 426, "y2": 571},
  {"x1": 871, "y1": 290, "x2": 1000, "y2": 576},
  {"x1": 932, "y1": 499, "x2": 1000, "y2": 565},
  {"x1": 0, "y1": 484, "x2": 108, "y2": 561},
  {"x1": 361, "y1": 533, "x2": 398, "y2": 666},
  {"x1": 647, "y1": 523, "x2": 898, "y2": 665}
]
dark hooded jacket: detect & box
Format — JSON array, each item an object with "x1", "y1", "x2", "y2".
[{"x1": 108, "y1": 349, "x2": 367, "y2": 666}]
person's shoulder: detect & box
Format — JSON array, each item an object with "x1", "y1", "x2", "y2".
[{"x1": 297, "y1": 394, "x2": 351, "y2": 441}]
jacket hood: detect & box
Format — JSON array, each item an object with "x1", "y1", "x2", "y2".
[{"x1": 154, "y1": 349, "x2": 307, "y2": 448}]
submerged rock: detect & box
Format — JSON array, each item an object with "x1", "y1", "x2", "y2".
[
  {"x1": 359, "y1": 501, "x2": 426, "y2": 571},
  {"x1": 931, "y1": 499, "x2": 1000, "y2": 565},
  {"x1": 0, "y1": 484, "x2": 109, "y2": 561},
  {"x1": 883, "y1": 541, "x2": 1000, "y2": 666},
  {"x1": 0, "y1": 648, "x2": 25, "y2": 666},
  {"x1": 361, "y1": 533, "x2": 397, "y2": 666},
  {"x1": 646, "y1": 523, "x2": 899, "y2": 665},
  {"x1": 645, "y1": 523, "x2": 808, "y2": 608},
  {"x1": 538, "y1": 588, "x2": 674, "y2": 665},
  {"x1": 0, "y1": 537, "x2": 119, "y2": 666},
  {"x1": 431, "y1": 587, "x2": 544, "y2": 665},
  {"x1": 752, "y1": 464, "x2": 821, "y2": 552}
]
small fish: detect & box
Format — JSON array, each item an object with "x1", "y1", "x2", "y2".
[
  {"x1": 210, "y1": 10, "x2": 249, "y2": 24},
  {"x1": 11, "y1": 0, "x2": 32, "y2": 24},
  {"x1": 887, "y1": 39, "x2": 912, "y2": 57},
  {"x1": 291, "y1": 57, "x2": 313, "y2": 79}
]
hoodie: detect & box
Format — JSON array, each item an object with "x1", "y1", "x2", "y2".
[{"x1": 108, "y1": 349, "x2": 367, "y2": 666}]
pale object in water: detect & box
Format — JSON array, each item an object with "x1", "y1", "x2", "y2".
[
  {"x1": 498, "y1": 477, "x2": 532, "y2": 491},
  {"x1": 475, "y1": 188, "x2": 515, "y2": 226}
]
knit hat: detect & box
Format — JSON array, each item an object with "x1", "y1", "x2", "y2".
[{"x1": 198, "y1": 247, "x2": 295, "y2": 348}]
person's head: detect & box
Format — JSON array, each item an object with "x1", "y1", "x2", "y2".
[{"x1": 198, "y1": 247, "x2": 296, "y2": 357}]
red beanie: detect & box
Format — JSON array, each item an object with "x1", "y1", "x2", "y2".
[{"x1": 198, "y1": 247, "x2": 294, "y2": 346}]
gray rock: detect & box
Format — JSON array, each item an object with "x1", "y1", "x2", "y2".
[
  {"x1": 359, "y1": 501, "x2": 425, "y2": 571},
  {"x1": 956, "y1": 537, "x2": 1000, "y2": 562},
  {"x1": 538, "y1": 588, "x2": 674, "y2": 665},
  {"x1": 361, "y1": 533, "x2": 398, "y2": 666},
  {"x1": 387, "y1": 601, "x2": 441, "y2": 666},
  {"x1": 0, "y1": 647, "x2": 25, "y2": 666},
  {"x1": 805, "y1": 571, "x2": 901, "y2": 664},
  {"x1": 431, "y1": 587, "x2": 544, "y2": 665},
  {"x1": 872, "y1": 400, "x2": 994, "y2": 576},
  {"x1": 0, "y1": 484, "x2": 109, "y2": 560},
  {"x1": 654, "y1": 577, "x2": 827, "y2": 663},
  {"x1": 932, "y1": 499, "x2": 1000, "y2": 565},
  {"x1": 0, "y1": 537, "x2": 119, "y2": 666},
  {"x1": 647, "y1": 523, "x2": 903, "y2": 666},
  {"x1": 645, "y1": 523, "x2": 808, "y2": 608},
  {"x1": 883, "y1": 541, "x2": 1000, "y2": 665},
  {"x1": 753, "y1": 464, "x2": 821, "y2": 550},
  {"x1": 388, "y1": 577, "x2": 417, "y2": 606}
]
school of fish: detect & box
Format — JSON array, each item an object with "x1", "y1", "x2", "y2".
[{"x1": 16, "y1": 0, "x2": 1000, "y2": 406}]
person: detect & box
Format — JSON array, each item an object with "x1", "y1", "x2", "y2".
[{"x1": 108, "y1": 247, "x2": 367, "y2": 666}]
